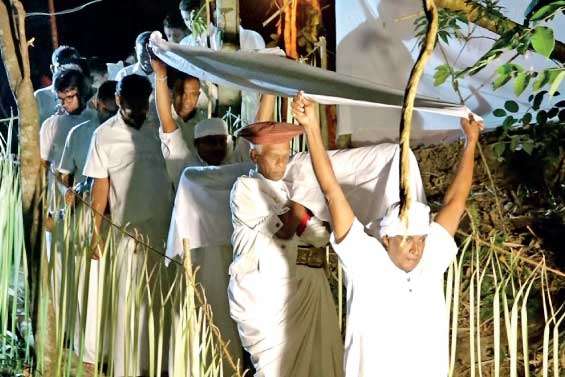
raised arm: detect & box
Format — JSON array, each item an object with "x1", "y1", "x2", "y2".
[
  {"x1": 255, "y1": 94, "x2": 276, "y2": 122},
  {"x1": 291, "y1": 93, "x2": 354, "y2": 242},
  {"x1": 435, "y1": 115, "x2": 484, "y2": 236},
  {"x1": 90, "y1": 177, "x2": 109, "y2": 260},
  {"x1": 150, "y1": 58, "x2": 177, "y2": 134}
]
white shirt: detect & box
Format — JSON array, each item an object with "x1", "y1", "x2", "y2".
[
  {"x1": 40, "y1": 107, "x2": 98, "y2": 167},
  {"x1": 330, "y1": 218, "x2": 458, "y2": 377},
  {"x1": 34, "y1": 85, "x2": 61, "y2": 125},
  {"x1": 58, "y1": 118, "x2": 100, "y2": 185},
  {"x1": 83, "y1": 114, "x2": 173, "y2": 245},
  {"x1": 114, "y1": 62, "x2": 156, "y2": 87}
]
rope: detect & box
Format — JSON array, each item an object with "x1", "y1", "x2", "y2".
[
  {"x1": 398, "y1": 0, "x2": 438, "y2": 224},
  {"x1": 26, "y1": 0, "x2": 103, "y2": 17}
]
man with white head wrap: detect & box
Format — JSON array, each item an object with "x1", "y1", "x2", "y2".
[{"x1": 292, "y1": 92, "x2": 484, "y2": 377}]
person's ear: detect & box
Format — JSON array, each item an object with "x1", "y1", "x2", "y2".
[
  {"x1": 250, "y1": 148, "x2": 258, "y2": 163},
  {"x1": 115, "y1": 94, "x2": 122, "y2": 108},
  {"x1": 382, "y1": 236, "x2": 389, "y2": 249},
  {"x1": 50, "y1": 64, "x2": 56, "y2": 74}
]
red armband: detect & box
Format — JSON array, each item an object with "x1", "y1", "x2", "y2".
[{"x1": 296, "y1": 209, "x2": 312, "y2": 236}]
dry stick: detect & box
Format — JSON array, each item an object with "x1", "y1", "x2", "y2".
[
  {"x1": 399, "y1": 0, "x2": 439, "y2": 223},
  {"x1": 476, "y1": 142, "x2": 509, "y2": 235},
  {"x1": 457, "y1": 230, "x2": 565, "y2": 279}
]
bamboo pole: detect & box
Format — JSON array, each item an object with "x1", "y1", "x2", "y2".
[{"x1": 398, "y1": 0, "x2": 438, "y2": 223}]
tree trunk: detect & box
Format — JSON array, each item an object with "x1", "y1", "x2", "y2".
[
  {"x1": 0, "y1": 0, "x2": 46, "y2": 372},
  {"x1": 435, "y1": 0, "x2": 565, "y2": 63}
]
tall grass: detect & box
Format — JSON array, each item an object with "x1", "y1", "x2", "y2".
[
  {"x1": 0, "y1": 116, "x2": 33, "y2": 376},
  {"x1": 444, "y1": 232, "x2": 564, "y2": 376},
  {"x1": 2, "y1": 114, "x2": 563, "y2": 376}
]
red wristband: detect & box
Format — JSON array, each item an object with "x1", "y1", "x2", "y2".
[{"x1": 296, "y1": 209, "x2": 312, "y2": 236}]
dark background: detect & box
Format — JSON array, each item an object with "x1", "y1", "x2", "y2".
[
  {"x1": 1, "y1": 0, "x2": 335, "y2": 124},
  {"x1": 22, "y1": 0, "x2": 335, "y2": 89}
]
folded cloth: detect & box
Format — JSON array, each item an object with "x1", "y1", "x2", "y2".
[{"x1": 379, "y1": 201, "x2": 431, "y2": 238}]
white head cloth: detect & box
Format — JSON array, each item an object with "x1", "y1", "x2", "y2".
[
  {"x1": 379, "y1": 201, "x2": 431, "y2": 238},
  {"x1": 194, "y1": 118, "x2": 228, "y2": 139}
]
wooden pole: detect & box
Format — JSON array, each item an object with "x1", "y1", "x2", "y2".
[{"x1": 47, "y1": 0, "x2": 59, "y2": 49}]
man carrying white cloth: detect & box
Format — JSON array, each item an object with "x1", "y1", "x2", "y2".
[
  {"x1": 228, "y1": 122, "x2": 344, "y2": 377},
  {"x1": 292, "y1": 92, "x2": 484, "y2": 377}
]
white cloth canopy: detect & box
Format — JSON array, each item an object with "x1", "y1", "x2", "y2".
[
  {"x1": 165, "y1": 144, "x2": 426, "y2": 263},
  {"x1": 149, "y1": 33, "x2": 477, "y2": 120}
]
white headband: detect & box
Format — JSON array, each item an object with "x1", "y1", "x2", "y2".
[
  {"x1": 379, "y1": 201, "x2": 431, "y2": 238},
  {"x1": 194, "y1": 118, "x2": 228, "y2": 139}
]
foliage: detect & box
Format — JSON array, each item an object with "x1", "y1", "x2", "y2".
[
  {"x1": 0, "y1": 118, "x2": 32, "y2": 376},
  {"x1": 417, "y1": 0, "x2": 564, "y2": 182}
]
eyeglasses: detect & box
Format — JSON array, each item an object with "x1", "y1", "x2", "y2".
[{"x1": 57, "y1": 90, "x2": 79, "y2": 105}]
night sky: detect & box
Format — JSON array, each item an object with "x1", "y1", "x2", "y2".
[
  {"x1": 1, "y1": 1, "x2": 334, "y2": 122},
  {"x1": 23, "y1": 0, "x2": 290, "y2": 89}
]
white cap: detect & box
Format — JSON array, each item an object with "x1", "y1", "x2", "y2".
[
  {"x1": 194, "y1": 118, "x2": 229, "y2": 139},
  {"x1": 379, "y1": 201, "x2": 431, "y2": 238}
]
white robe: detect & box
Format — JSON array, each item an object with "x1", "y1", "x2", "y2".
[
  {"x1": 163, "y1": 154, "x2": 248, "y2": 376},
  {"x1": 83, "y1": 114, "x2": 173, "y2": 376},
  {"x1": 228, "y1": 171, "x2": 344, "y2": 377}
]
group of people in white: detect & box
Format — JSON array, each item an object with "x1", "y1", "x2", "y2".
[{"x1": 35, "y1": 1, "x2": 485, "y2": 376}]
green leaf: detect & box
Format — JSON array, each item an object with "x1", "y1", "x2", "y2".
[
  {"x1": 522, "y1": 140, "x2": 534, "y2": 155},
  {"x1": 493, "y1": 73, "x2": 511, "y2": 90},
  {"x1": 493, "y1": 108, "x2": 507, "y2": 117},
  {"x1": 439, "y1": 31, "x2": 450, "y2": 44},
  {"x1": 547, "y1": 107, "x2": 559, "y2": 118},
  {"x1": 510, "y1": 136, "x2": 518, "y2": 150},
  {"x1": 532, "y1": 91, "x2": 547, "y2": 110},
  {"x1": 548, "y1": 70, "x2": 565, "y2": 97},
  {"x1": 530, "y1": 26, "x2": 555, "y2": 58},
  {"x1": 514, "y1": 72, "x2": 530, "y2": 96},
  {"x1": 533, "y1": 70, "x2": 550, "y2": 91},
  {"x1": 522, "y1": 112, "x2": 533, "y2": 125},
  {"x1": 536, "y1": 110, "x2": 548, "y2": 125},
  {"x1": 493, "y1": 143, "x2": 506, "y2": 158},
  {"x1": 433, "y1": 64, "x2": 451, "y2": 86},
  {"x1": 503, "y1": 116, "x2": 516, "y2": 128},
  {"x1": 504, "y1": 100, "x2": 519, "y2": 113}
]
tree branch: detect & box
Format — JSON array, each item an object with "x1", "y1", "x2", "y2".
[{"x1": 434, "y1": 0, "x2": 565, "y2": 63}]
